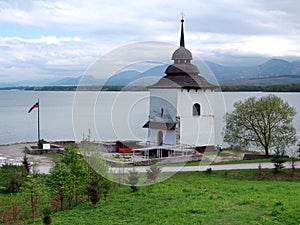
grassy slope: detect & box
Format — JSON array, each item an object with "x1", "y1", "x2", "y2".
[{"x1": 33, "y1": 169, "x2": 300, "y2": 225}]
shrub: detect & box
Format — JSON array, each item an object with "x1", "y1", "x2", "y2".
[
  {"x1": 38, "y1": 139, "x2": 47, "y2": 149},
  {"x1": 272, "y1": 154, "x2": 287, "y2": 173},
  {"x1": 127, "y1": 169, "x2": 139, "y2": 192},
  {"x1": 146, "y1": 165, "x2": 161, "y2": 183}
]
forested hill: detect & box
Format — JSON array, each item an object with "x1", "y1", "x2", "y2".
[
  {"x1": 220, "y1": 82, "x2": 300, "y2": 92},
  {"x1": 2, "y1": 58, "x2": 300, "y2": 88}
]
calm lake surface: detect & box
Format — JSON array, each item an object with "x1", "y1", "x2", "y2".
[{"x1": 0, "y1": 90, "x2": 299, "y2": 148}]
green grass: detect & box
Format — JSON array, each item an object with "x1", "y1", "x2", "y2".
[
  {"x1": 157, "y1": 159, "x2": 213, "y2": 167},
  {"x1": 158, "y1": 158, "x2": 274, "y2": 167},
  {"x1": 212, "y1": 158, "x2": 272, "y2": 165},
  {"x1": 42, "y1": 153, "x2": 64, "y2": 162},
  {"x1": 31, "y1": 169, "x2": 300, "y2": 225}
]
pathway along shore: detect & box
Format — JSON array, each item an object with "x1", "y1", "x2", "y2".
[{"x1": 1, "y1": 143, "x2": 299, "y2": 175}]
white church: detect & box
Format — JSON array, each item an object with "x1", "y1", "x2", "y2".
[{"x1": 143, "y1": 18, "x2": 217, "y2": 154}]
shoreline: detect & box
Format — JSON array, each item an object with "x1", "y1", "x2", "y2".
[{"x1": 0, "y1": 140, "x2": 76, "y2": 146}]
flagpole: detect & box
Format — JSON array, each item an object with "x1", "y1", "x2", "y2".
[{"x1": 37, "y1": 98, "x2": 40, "y2": 142}]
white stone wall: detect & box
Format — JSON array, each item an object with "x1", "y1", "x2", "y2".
[
  {"x1": 177, "y1": 89, "x2": 215, "y2": 146},
  {"x1": 149, "y1": 89, "x2": 178, "y2": 121},
  {"x1": 146, "y1": 88, "x2": 215, "y2": 147},
  {"x1": 179, "y1": 116, "x2": 215, "y2": 146},
  {"x1": 148, "y1": 128, "x2": 176, "y2": 146}
]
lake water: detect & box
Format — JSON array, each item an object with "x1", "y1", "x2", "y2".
[{"x1": 0, "y1": 90, "x2": 299, "y2": 150}]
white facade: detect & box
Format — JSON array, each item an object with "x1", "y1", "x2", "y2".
[
  {"x1": 146, "y1": 88, "x2": 215, "y2": 147},
  {"x1": 177, "y1": 88, "x2": 215, "y2": 147}
]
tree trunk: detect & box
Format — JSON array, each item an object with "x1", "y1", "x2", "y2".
[
  {"x1": 265, "y1": 147, "x2": 269, "y2": 156},
  {"x1": 69, "y1": 196, "x2": 73, "y2": 208},
  {"x1": 60, "y1": 195, "x2": 64, "y2": 211},
  {"x1": 76, "y1": 191, "x2": 78, "y2": 206},
  {"x1": 75, "y1": 182, "x2": 79, "y2": 206}
]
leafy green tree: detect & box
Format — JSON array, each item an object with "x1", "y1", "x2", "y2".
[
  {"x1": 224, "y1": 94, "x2": 297, "y2": 156},
  {"x1": 86, "y1": 169, "x2": 111, "y2": 208},
  {"x1": 86, "y1": 176, "x2": 100, "y2": 208},
  {"x1": 49, "y1": 144, "x2": 88, "y2": 209},
  {"x1": 49, "y1": 162, "x2": 74, "y2": 210},
  {"x1": 0, "y1": 164, "x2": 27, "y2": 193},
  {"x1": 62, "y1": 144, "x2": 88, "y2": 206},
  {"x1": 82, "y1": 141, "x2": 112, "y2": 207},
  {"x1": 23, "y1": 175, "x2": 43, "y2": 223},
  {"x1": 146, "y1": 165, "x2": 161, "y2": 183}
]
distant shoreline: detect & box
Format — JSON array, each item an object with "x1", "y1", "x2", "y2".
[{"x1": 1, "y1": 83, "x2": 300, "y2": 92}]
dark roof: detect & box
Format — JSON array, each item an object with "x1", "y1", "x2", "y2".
[
  {"x1": 149, "y1": 74, "x2": 217, "y2": 90},
  {"x1": 172, "y1": 47, "x2": 192, "y2": 60},
  {"x1": 165, "y1": 63, "x2": 199, "y2": 75},
  {"x1": 143, "y1": 121, "x2": 176, "y2": 130}
]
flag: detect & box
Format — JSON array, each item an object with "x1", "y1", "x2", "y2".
[{"x1": 28, "y1": 102, "x2": 39, "y2": 113}]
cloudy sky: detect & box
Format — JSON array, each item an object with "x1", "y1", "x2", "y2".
[{"x1": 1, "y1": 0, "x2": 300, "y2": 82}]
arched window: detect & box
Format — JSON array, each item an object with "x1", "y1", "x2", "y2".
[
  {"x1": 161, "y1": 108, "x2": 164, "y2": 116},
  {"x1": 193, "y1": 103, "x2": 201, "y2": 116}
]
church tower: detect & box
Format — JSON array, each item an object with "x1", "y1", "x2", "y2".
[{"x1": 143, "y1": 18, "x2": 217, "y2": 151}]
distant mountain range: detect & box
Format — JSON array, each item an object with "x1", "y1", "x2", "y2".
[
  {"x1": 206, "y1": 58, "x2": 300, "y2": 83},
  {"x1": 2, "y1": 58, "x2": 300, "y2": 88}
]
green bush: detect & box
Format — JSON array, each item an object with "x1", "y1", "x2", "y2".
[
  {"x1": 0, "y1": 164, "x2": 28, "y2": 193},
  {"x1": 38, "y1": 139, "x2": 47, "y2": 149}
]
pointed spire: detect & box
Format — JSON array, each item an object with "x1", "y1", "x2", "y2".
[{"x1": 180, "y1": 16, "x2": 185, "y2": 47}]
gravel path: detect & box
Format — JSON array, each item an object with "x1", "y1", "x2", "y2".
[
  {"x1": 110, "y1": 161, "x2": 300, "y2": 174},
  {"x1": 0, "y1": 143, "x2": 53, "y2": 173}
]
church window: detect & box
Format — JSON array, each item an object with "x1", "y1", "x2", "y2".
[
  {"x1": 193, "y1": 103, "x2": 201, "y2": 116},
  {"x1": 158, "y1": 131, "x2": 163, "y2": 146}
]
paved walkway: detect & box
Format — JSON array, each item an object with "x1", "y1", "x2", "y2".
[{"x1": 110, "y1": 161, "x2": 300, "y2": 174}]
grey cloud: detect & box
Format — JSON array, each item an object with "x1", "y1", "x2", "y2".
[
  {"x1": 1, "y1": 0, "x2": 299, "y2": 37},
  {"x1": 1, "y1": 0, "x2": 300, "y2": 81}
]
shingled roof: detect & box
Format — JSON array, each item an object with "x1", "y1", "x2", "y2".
[{"x1": 149, "y1": 74, "x2": 217, "y2": 90}]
